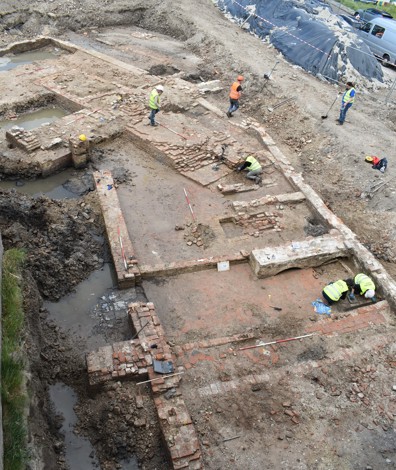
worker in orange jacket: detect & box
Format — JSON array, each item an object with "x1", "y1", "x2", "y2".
[{"x1": 227, "y1": 75, "x2": 244, "y2": 118}]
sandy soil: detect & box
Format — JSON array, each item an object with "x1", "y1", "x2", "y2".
[{"x1": 0, "y1": 0, "x2": 396, "y2": 469}]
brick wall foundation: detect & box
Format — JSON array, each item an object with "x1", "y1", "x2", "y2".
[
  {"x1": 93, "y1": 170, "x2": 141, "y2": 288},
  {"x1": 86, "y1": 301, "x2": 203, "y2": 469}
]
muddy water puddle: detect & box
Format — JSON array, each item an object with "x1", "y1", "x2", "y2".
[
  {"x1": 0, "y1": 48, "x2": 62, "y2": 72},
  {"x1": 44, "y1": 263, "x2": 144, "y2": 350},
  {"x1": 0, "y1": 167, "x2": 78, "y2": 199},
  {"x1": 49, "y1": 383, "x2": 100, "y2": 470},
  {"x1": 0, "y1": 106, "x2": 68, "y2": 131},
  {"x1": 44, "y1": 264, "x2": 116, "y2": 342}
]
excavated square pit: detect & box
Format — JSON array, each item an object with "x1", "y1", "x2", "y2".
[
  {"x1": 0, "y1": 106, "x2": 69, "y2": 131},
  {"x1": 142, "y1": 259, "x2": 358, "y2": 344},
  {"x1": 0, "y1": 46, "x2": 67, "y2": 72}
]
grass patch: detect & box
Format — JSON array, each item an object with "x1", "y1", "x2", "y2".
[
  {"x1": 1, "y1": 248, "x2": 27, "y2": 470},
  {"x1": 336, "y1": 0, "x2": 396, "y2": 17}
]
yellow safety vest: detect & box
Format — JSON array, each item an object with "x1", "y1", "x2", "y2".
[
  {"x1": 149, "y1": 89, "x2": 160, "y2": 109},
  {"x1": 354, "y1": 273, "x2": 375, "y2": 295},
  {"x1": 342, "y1": 88, "x2": 355, "y2": 104},
  {"x1": 323, "y1": 280, "x2": 348, "y2": 301},
  {"x1": 246, "y1": 156, "x2": 261, "y2": 172}
]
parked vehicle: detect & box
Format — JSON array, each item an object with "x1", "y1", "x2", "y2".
[
  {"x1": 339, "y1": 14, "x2": 362, "y2": 28},
  {"x1": 358, "y1": 17, "x2": 396, "y2": 66},
  {"x1": 354, "y1": 0, "x2": 377, "y2": 4},
  {"x1": 354, "y1": 8, "x2": 393, "y2": 22}
]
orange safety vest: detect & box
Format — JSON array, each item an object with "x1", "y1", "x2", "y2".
[{"x1": 229, "y1": 81, "x2": 241, "y2": 100}]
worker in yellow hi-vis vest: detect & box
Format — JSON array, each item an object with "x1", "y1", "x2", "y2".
[
  {"x1": 148, "y1": 84, "x2": 164, "y2": 127},
  {"x1": 322, "y1": 279, "x2": 354, "y2": 305},
  {"x1": 351, "y1": 273, "x2": 377, "y2": 302},
  {"x1": 237, "y1": 155, "x2": 263, "y2": 185}
]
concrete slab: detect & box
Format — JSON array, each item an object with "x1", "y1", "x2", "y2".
[{"x1": 250, "y1": 234, "x2": 348, "y2": 278}]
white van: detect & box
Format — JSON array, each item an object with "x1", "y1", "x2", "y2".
[{"x1": 358, "y1": 17, "x2": 396, "y2": 66}]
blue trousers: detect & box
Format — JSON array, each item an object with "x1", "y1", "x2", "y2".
[
  {"x1": 228, "y1": 99, "x2": 239, "y2": 114},
  {"x1": 338, "y1": 103, "x2": 352, "y2": 124},
  {"x1": 149, "y1": 108, "x2": 159, "y2": 125},
  {"x1": 246, "y1": 168, "x2": 262, "y2": 181}
]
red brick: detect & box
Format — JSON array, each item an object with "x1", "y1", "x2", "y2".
[
  {"x1": 154, "y1": 397, "x2": 163, "y2": 407},
  {"x1": 271, "y1": 353, "x2": 280, "y2": 364},
  {"x1": 189, "y1": 450, "x2": 202, "y2": 461},
  {"x1": 177, "y1": 442, "x2": 197, "y2": 459},
  {"x1": 138, "y1": 311, "x2": 151, "y2": 318},
  {"x1": 173, "y1": 461, "x2": 189, "y2": 469},
  {"x1": 153, "y1": 377, "x2": 165, "y2": 384}
]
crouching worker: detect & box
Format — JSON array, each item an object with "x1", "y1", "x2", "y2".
[
  {"x1": 351, "y1": 273, "x2": 377, "y2": 302},
  {"x1": 237, "y1": 155, "x2": 262, "y2": 184},
  {"x1": 322, "y1": 279, "x2": 354, "y2": 305}
]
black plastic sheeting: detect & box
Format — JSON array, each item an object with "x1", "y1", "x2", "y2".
[{"x1": 216, "y1": 0, "x2": 383, "y2": 82}]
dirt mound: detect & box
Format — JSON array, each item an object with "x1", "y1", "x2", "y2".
[
  {"x1": 0, "y1": 0, "x2": 196, "y2": 43},
  {"x1": 0, "y1": 189, "x2": 105, "y2": 300}
]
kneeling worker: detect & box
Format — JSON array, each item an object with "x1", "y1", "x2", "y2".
[
  {"x1": 351, "y1": 273, "x2": 377, "y2": 302},
  {"x1": 322, "y1": 279, "x2": 354, "y2": 305},
  {"x1": 237, "y1": 155, "x2": 262, "y2": 184}
]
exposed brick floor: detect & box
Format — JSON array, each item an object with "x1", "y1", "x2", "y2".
[{"x1": 306, "y1": 300, "x2": 388, "y2": 336}]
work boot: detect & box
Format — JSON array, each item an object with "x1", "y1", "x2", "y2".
[
  {"x1": 151, "y1": 122, "x2": 158, "y2": 127},
  {"x1": 255, "y1": 176, "x2": 262, "y2": 186},
  {"x1": 226, "y1": 111, "x2": 232, "y2": 118},
  {"x1": 336, "y1": 120, "x2": 343, "y2": 125}
]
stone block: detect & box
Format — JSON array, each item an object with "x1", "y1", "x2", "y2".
[{"x1": 250, "y1": 234, "x2": 348, "y2": 278}]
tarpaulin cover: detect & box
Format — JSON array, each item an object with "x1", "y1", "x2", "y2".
[{"x1": 216, "y1": 0, "x2": 383, "y2": 82}]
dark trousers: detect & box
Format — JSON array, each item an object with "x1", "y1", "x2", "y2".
[
  {"x1": 228, "y1": 99, "x2": 239, "y2": 114},
  {"x1": 353, "y1": 285, "x2": 361, "y2": 296},
  {"x1": 322, "y1": 290, "x2": 335, "y2": 305},
  {"x1": 149, "y1": 108, "x2": 159, "y2": 125}
]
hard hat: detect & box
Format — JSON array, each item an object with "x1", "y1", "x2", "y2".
[
  {"x1": 364, "y1": 289, "x2": 375, "y2": 299},
  {"x1": 156, "y1": 85, "x2": 164, "y2": 91},
  {"x1": 237, "y1": 75, "x2": 244, "y2": 81},
  {"x1": 79, "y1": 134, "x2": 87, "y2": 142},
  {"x1": 365, "y1": 156, "x2": 374, "y2": 162}
]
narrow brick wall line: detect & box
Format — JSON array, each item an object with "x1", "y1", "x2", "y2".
[
  {"x1": 174, "y1": 332, "x2": 257, "y2": 355},
  {"x1": 87, "y1": 301, "x2": 203, "y2": 468},
  {"x1": 128, "y1": 302, "x2": 203, "y2": 470},
  {"x1": 197, "y1": 332, "x2": 393, "y2": 398},
  {"x1": 139, "y1": 252, "x2": 247, "y2": 278},
  {"x1": 93, "y1": 170, "x2": 140, "y2": 288}
]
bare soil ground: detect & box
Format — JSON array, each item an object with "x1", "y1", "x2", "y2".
[{"x1": 0, "y1": 0, "x2": 396, "y2": 469}]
